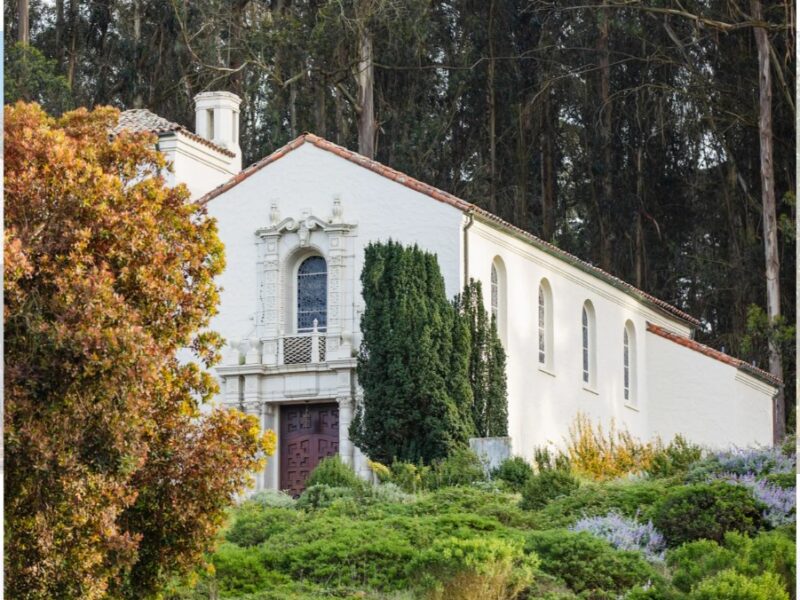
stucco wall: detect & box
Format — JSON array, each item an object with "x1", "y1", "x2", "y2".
[
  {"x1": 161, "y1": 133, "x2": 240, "y2": 201},
  {"x1": 205, "y1": 143, "x2": 464, "y2": 349},
  {"x1": 645, "y1": 332, "x2": 774, "y2": 447},
  {"x1": 466, "y1": 218, "x2": 774, "y2": 453}
]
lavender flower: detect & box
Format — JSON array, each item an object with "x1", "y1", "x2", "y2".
[
  {"x1": 710, "y1": 447, "x2": 795, "y2": 477},
  {"x1": 571, "y1": 512, "x2": 666, "y2": 562},
  {"x1": 709, "y1": 472, "x2": 796, "y2": 527}
]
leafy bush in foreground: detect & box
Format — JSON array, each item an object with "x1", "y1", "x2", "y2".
[
  {"x1": 296, "y1": 485, "x2": 356, "y2": 510},
  {"x1": 570, "y1": 511, "x2": 666, "y2": 562},
  {"x1": 651, "y1": 481, "x2": 764, "y2": 547},
  {"x1": 564, "y1": 413, "x2": 659, "y2": 480},
  {"x1": 520, "y1": 470, "x2": 580, "y2": 511},
  {"x1": 307, "y1": 455, "x2": 363, "y2": 490},
  {"x1": 410, "y1": 536, "x2": 538, "y2": 600},
  {"x1": 425, "y1": 447, "x2": 487, "y2": 489},
  {"x1": 667, "y1": 530, "x2": 795, "y2": 596},
  {"x1": 534, "y1": 478, "x2": 671, "y2": 528},
  {"x1": 525, "y1": 529, "x2": 660, "y2": 596},
  {"x1": 709, "y1": 472, "x2": 796, "y2": 527},
  {"x1": 492, "y1": 456, "x2": 534, "y2": 492},
  {"x1": 646, "y1": 435, "x2": 703, "y2": 479},
  {"x1": 688, "y1": 569, "x2": 789, "y2": 600},
  {"x1": 226, "y1": 506, "x2": 302, "y2": 547}
]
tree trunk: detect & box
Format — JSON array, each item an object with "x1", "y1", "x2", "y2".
[
  {"x1": 132, "y1": 0, "x2": 143, "y2": 108},
  {"x1": 597, "y1": 0, "x2": 613, "y2": 271},
  {"x1": 18, "y1": 0, "x2": 29, "y2": 44},
  {"x1": 540, "y1": 93, "x2": 556, "y2": 241},
  {"x1": 314, "y1": 79, "x2": 327, "y2": 136},
  {"x1": 634, "y1": 146, "x2": 645, "y2": 288},
  {"x1": 55, "y1": 0, "x2": 65, "y2": 67},
  {"x1": 356, "y1": 26, "x2": 375, "y2": 158},
  {"x1": 751, "y1": 0, "x2": 784, "y2": 442},
  {"x1": 487, "y1": 0, "x2": 497, "y2": 214}
]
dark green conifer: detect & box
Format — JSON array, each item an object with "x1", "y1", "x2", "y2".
[{"x1": 350, "y1": 241, "x2": 472, "y2": 464}]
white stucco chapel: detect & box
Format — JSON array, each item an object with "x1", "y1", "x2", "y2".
[{"x1": 118, "y1": 91, "x2": 780, "y2": 495}]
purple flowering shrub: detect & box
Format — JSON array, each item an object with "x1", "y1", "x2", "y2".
[
  {"x1": 710, "y1": 473, "x2": 796, "y2": 527},
  {"x1": 570, "y1": 511, "x2": 666, "y2": 562},
  {"x1": 687, "y1": 447, "x2": 795, "y2": 482}
]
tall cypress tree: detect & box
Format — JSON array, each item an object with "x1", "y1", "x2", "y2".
[
  {"x1": 351, "y1": 241, "x2": 472, "y2": 464},
  {"x1": 457, "y1": 279, "x2": 509, "y2": 437}
]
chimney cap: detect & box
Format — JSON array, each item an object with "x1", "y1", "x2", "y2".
[{"x1": 194, "y1": 90, "x2": 242, "y2": 108}]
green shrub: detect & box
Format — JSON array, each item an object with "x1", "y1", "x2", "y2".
[
  {"x1": 688, "y1": 570, "x2": 789, "y2": 600},
  {"x1": 425, "y1": 447, "x2": 487, "y2": 489},
  {"x1": 651, "y1": 482, "x2": 764, "y2": 547},
  {"x1": 226, "y1": 506, "x2": 302, "y2": 547},
  {"x1": 247, "y1": 489, "x2": 297, "y2": 509},
  {"x1": 525, "y1": 529, "x2": 660, "y2": 596},
  {"x1": 257, "y1": 514, "x2": 418, "y2": 590},
  {"x1": 413, "y1": 486, "x2": 539, "y2": 529},
  {"x1": 492, "y1": 456, "x2": 534, "y2": 492},
  {"x1": 646, "y1": 435, "x2": 703, "y2": 479},
  {"x1": 533, "y1": 446, "x2": 572, "y2": 473},
  {"x1": 210, "y1": 543, "x2": 287, "y2": 595},
  {"x1": 307, "y1": 455, "x2": 363, "y2": 489},
  {"x1": 667, "y1": 531, "x2": 795, "y2": 596},
  {"x1": 765, "y1": 472, "x2": 797, "y2": 489},
  {"x1": 390, "y1": 460, "x2": 431, "y2": 493},
  {"x1": 296, "y1": 484, "x2": 356, "y2": 510},
  {"x1": 533, "y1": 478, "x2": 670, "y2": 528},
  {"x1": 368, "y1": 482, "x2": 415, "y2": 504},
  {"x1": 410, "y1": 536, "x2": 538, "y2": 600},
  {"x1": 520, "y1": 470, "x2": 580, "y2": 511}
]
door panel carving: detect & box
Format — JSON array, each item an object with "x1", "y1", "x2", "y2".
[{"x1": 280, "y1": 403, "x2": 339, "y2": 496}]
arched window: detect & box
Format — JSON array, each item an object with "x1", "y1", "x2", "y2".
[
  {"x1": 297, "y1": 256, "x2": 327, "y2": 332},
  {"x1": 491, "y1": 257, "x2": 507, "y2": 346},
  {"x1": 581, "y1": 301, "x2": 596, "y2": 387},
  {"x1": 491, "y1": 263, "x2": 499, "y2": 321},
  {"x1": 538, "y1": 279, "x2": 553, "y2": 369},
  {"x1": 624, "y1": 321, "x2": 637, "y2": 404}
]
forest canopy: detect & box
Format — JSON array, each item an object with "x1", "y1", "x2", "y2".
[{"x1": 5, "y1": 0, "x2": 795, "y2": 429}]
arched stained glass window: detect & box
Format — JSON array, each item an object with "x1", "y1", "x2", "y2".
[{"x1": 297, "y1": 256, "x2": 327, "y2": 332}]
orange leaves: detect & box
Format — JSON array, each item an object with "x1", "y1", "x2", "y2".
[{"x1": 4, "y1": 103, "x2": 263, "y2": 599}]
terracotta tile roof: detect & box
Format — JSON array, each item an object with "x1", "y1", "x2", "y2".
[
  {"x1": 115, "y1": 109, "x2": 236, "y2": 158},
  {"x1": 647, "y1": 322, "x2": 781, "y2": 387},
  {"x1": 199, "y1": 133, "x2": 701, "y2": 328}
]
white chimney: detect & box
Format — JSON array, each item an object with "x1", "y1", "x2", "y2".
[{"x1": 194, "y1": 91, "x2": 242, "y2": 157}]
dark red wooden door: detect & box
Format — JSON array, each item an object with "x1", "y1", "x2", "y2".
[{"x1": 280, "y1": 403, "x2": 339, "y2": 496}]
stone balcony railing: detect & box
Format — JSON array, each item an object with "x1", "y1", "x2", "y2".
[{"x1": 227, "y1": 320, "x2": 342, "y2": 367}]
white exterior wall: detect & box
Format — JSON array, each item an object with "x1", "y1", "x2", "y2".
[
  {"x1": 159, "y1": 132, "x2": 240, "y2": 200},
  {"x1": 206, "y1": 144, "x2": 463, "y2": 346},
  {"x1": 190, "y1": 140, "x2": 774, "y2": 492},
  {"x1": 645, "y1": 333, "x2": 774, "y2": 447},
  {"x1": 465, "y1": 218, "x2": 773, "y2": 455}
]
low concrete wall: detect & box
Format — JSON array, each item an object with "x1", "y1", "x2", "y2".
[{"x1": 469, "y1": 437, "x2": 512, "y2": 474}]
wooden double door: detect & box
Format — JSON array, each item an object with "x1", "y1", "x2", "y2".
[{"x1": 280, "y1": 402, "x2": 339, "y2": 497}]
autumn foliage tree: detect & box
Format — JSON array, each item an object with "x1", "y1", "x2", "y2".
[{"x1": 4, "y1": 102, "x2": 275, "y2": 599}]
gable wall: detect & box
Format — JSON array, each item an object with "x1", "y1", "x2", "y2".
[
  {"x1": 645, "y1": 332, "x2": 774, "y2": 447},
  {"x1": 205, "y1": 144, "x2": 464, "y2": 349}
]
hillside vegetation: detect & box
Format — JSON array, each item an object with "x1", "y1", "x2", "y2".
[{"x1": 167, "y1": 421, "x2": 796, "y2": 599}]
